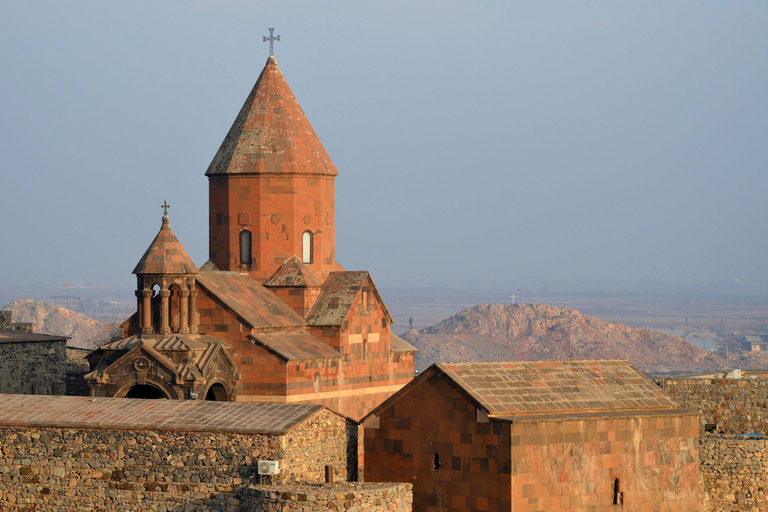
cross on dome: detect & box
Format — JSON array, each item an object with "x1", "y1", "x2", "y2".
[
  {"x1": 161, "y1": 200, "x2": 170, "y2": 217},
  {"x1": 263, "y1": 28, "x2": 280, "y2": 56}
]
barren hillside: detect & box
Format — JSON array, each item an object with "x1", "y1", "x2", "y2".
[
  {"x1": 402, "y1": 303, "x2": 725, "y2": 376},
  {"x1": 2, "y1": 299, "x2": 118, "y2": 349}
]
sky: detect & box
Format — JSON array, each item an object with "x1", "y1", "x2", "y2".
[{"x1": 1, "y1": 1, "x2": 767, "y2": 291}]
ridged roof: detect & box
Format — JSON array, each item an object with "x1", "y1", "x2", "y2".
[
  {"x1": 250, "y1": 331, "x2": 341, "y2": 361},
  {"x1": 205, "y1": 56, "x2": 337, "y2": 176},
  {"x1": 263, "y1": 256, "x2": 322, "y2": 288},
  {"x1": 434, "y1": 360, "x2": 680, "y2": 417},
  {"x1": 133, "y1": 216, "x2": 198, "y2": 275}
]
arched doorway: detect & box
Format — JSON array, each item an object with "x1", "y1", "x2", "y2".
[
  {"x1": 123, "y1": 384, "x2": 167, "y2": 399},
  {"x1": 205, "y1": 383, "x2": 229, "y2": 401}
]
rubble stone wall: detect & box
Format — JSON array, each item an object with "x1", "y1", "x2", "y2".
[
  {"x1": 0, "y1": 409, "x2": 355, "y2": 510},
  {"x1": 0, "y1": 340, "x2": 66, "y2": 395},
  {"x1": 242, "y1": 482, "x2": 412, "y2": 511},
  {"x1": 65, "y1": 347, "x2": 91, "y2": 396},
  {"x1": 699, "y1": 435, "x2": 768, "y2": 512},
  {"x1": 661, "y1": 378, "x2": 768, "y2": 434}
]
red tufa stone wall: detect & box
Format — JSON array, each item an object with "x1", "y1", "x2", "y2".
[
  {"x1": 508, "y1": 414, "x2": 699, "y2": 512},
  {"x1": 196, "y1": 286, "x2": 412, "y2": 421},
  {"x1": 269, "y1": 286, "x2": 320, "y2": 317},
  {"x1": 364, "y1": 373, "x2": 699, "y2": 512},
  {"x1": 208, "y1": 174, "x2": 338, "y2": 281},
  {"x1": 364, "y1": 372, "x2": 513, "y2": 512}
]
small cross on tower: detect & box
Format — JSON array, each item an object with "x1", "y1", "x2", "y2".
[
  {"x1": 263, "y1": 28, "x2": 280, "y2": 56},
  {"x1": 161, "y1": 200, "x2": 170, "y2": 217}
]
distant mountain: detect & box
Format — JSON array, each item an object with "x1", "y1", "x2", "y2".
[
  {"x1": 2, "y1": 299, "x2": 118, "y2": 349},
  {"x1": 401, "y1": 303, "x2": 723, "y2": 376}
]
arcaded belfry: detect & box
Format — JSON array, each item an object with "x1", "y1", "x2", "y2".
[{"x1": 86, "y1": 55, "x2": 416, "y2": 420}]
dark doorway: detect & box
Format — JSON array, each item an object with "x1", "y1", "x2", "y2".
[
  {"x1": 205, "y1": 383, "x2": 228, "y2": 401},
  {"x1": 124, "y1": 384, "x2": 166, "y2": 399}
]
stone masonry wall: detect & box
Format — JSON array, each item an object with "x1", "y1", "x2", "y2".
[
  {"x1": 0, "y1": 409, "x2": 354, "y2": 510},
  {"x1": 661, "y1": 378, "x2": 768, "y2": 434},
  {"x1": 699, "y1": 435, "x2": 768, "y2": 512},
  {"x1": 0, "y1": 310, "x2": 34, "y2": 332},
  {"x1": 242, "y1": 482, "x2": 412, "y2": 511},
  {"x1": 0, "y1": 340, "x2": 67, "y2": 395},
  {"x1": 65, "y1": 347, "x2": 91, "y2": 396}
]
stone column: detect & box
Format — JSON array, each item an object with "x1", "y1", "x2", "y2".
[
  {"x1": 189, "y1": 289, "x2": 198, "y2": 334},
  {"x1": 179, "y1": 289, "x2": 190, "y2": 333},
  {"x1": 140, "y1": 289, "x2": 153, "y2": 334},
  {"x1": 159, "y1": 289, "x2": 171, "y2": 334}
]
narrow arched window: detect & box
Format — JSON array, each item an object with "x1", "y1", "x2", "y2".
[
  {"x1": 302, "y1": 231, "x2": 312, "y2": 263},
  {"x1": 363, "y1": 338, "x2": 368, "y2": 360},
  {"x1": 314, "y1": 373, "x2": 321, "y2": 393},
  {"x1": 433, "y1": 453, "x2": 441, "y2": 470},
  {"x1": 613, "y1": 478, "x2": 622, "y2": 505},
  {"x1": 240, "y1": 230, "x2": 252, "y2": 265}
]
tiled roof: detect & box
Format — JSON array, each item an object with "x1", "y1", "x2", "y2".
[
  {"x1": 99, "y1": 334, "x2": 222, "y2": 352},
  {"x1": 263, "y1": 256, "x2": 322, "y2": 288},
  {"x1": 250, "y1": 331, "x2": 341, "y2": 361},
  {"x1": 0, "y1": 394, "x2": 326, "y2": 434},
  {"x1": 434, "y1": 360, "x2": 679, "y2": 416},
  {"x1": 197, "y1": 271, "x2": 305, "y2": 329},
  {"x1": 306, "y1": 271, "x2": 368, "y2": 327},
  {"x1": 133, "y1": 216, "x2": 198, "y2": 275},
  {"x1": 205, "y1": 56, "x2": 337, "y2": 177},
  {"x1": 0, "y1": 331, "x2": 68, "y2": 344},
  {"x1": 390, "y1": 334, "x2": 417, "y2": 353}
]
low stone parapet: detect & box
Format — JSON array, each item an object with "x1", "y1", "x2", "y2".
[{"x1": 244, "y1": 482, "x2": 413, "y2": 511}]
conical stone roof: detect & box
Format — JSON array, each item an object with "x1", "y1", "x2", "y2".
[
  {"x1": 133, "y1": 216, "x2": 199, "y2": 275},
  {"x1": 205, "y1": 56, "x2": 338, "y2": 176}
]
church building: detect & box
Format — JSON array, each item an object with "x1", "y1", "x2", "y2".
[{"x1": 85, "y1": 54, "x2": 416, "y2": 421}]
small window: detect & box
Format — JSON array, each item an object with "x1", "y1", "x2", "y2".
[
  {"x1": 613, "y1": 478, "x2": 622, "y2": 505},
  {"x1": 216, "y1": 213, "x2": 223, "y2": 225},
  {"x1": 363, "y1": 338, "x2": 368, "y2": 360},
  {"x1": 704, "y1": 423, "x2": 717, "y2": 433},
  {"x1": 433, "y1": 453, "x2": 441, "y2": 470},
  {"x1": 302, "y1": 231, "x2": 313, "y2": 263},
  {"x1": 314, "y1": 373, "x2": 321, "y2": 393},
  {"x1": 240, "y1": 230, "x2": 252, "y2": 265},
  {"x1": 361, "y1": 291, "x2": 369, "y2": 311}
]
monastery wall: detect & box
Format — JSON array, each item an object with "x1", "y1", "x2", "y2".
[
  {"x1": 699, "y1": 435, "x2": 768, "y2": 512},
  {"x1": 242, "y1": 482, "x2": 412, "y2": 511},
  {"x1": 661, "y1": 377, "x2": 768, "y2": 434},
  {"x1": 0, "y1": 339, "x2": 66, "y2": 395},
  {"x1": 0, "y1": 409, "x2": 356, "y2": 510},
  {"x1": 509, "y1": 414, "x2": 700, "y2": 512}
]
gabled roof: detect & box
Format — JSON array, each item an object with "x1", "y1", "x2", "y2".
[
  {"x1": 133, "y1": 216, "x2": 198, "y2": 275},
  {"x1": 98, "y1": 333, "x2": 224, "y2": 352},
  {"x1": 205, "y1": 56, "x2": 337, "y2": 177},
  {"x1": 250, "y1": 331, "x2": 341, "y2": 361},
  {"x1": 0, "y1": 394, "x2": 329, "y2": 435},
  {"x1": 263, "y1": 256, "x2": 322, "y2": 288},
  {"x1": 196, "y1": 271, "x2": 305, "y2": 329},
  {"x1": 434, "y1": 360, "x2": 679, "y2": 417},
  {"x1": 306, "y1": 271, "x2": 391, "y2": 327},
  {"x1": 390, "y1": 333, "x2": 417, "y2": 354}
]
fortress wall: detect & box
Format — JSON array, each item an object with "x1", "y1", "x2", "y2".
[
  {"x1": 699, "y1": 435, "x2": 768, "y2": 512},
  {"x1": 0, "y1": 340, "x2": 66, "y2": 395},
  {"x1": 243, "y1": 482, "x2": 412, "y2": 511},
  {"x1": 0, "y1": 409, "x2": 355, "y2": 511},
  {"x1": 661, "y1": 378, "x2": 768, "y2": 434}
]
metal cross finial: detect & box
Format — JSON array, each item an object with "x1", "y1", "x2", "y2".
[
  {"x1": 263, "y1": 28, "x2": 280, "y2": 56},
  {"x1": 161, "y1": 200, "x2": 170, "y2": 216}
]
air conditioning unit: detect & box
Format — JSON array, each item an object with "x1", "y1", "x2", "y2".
[{"x1": 258, "y1": 460, "x2": 280, "y2": 475}]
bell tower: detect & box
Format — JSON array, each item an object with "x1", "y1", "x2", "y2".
[{"x1": 205, "y1": 55, "x2": 341, "y2": 281}]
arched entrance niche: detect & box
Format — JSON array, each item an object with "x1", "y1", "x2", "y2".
[
  {"x1": 122, "y1": 384, "x2": 168, "y2": 399},
  {"x1": 205, "y1": 383, "x2": 229, "y2": 401}
]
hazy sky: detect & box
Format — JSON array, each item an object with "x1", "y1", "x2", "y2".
[{"x1": 1, "y1": 1, "x2": 767, "y2": 289}]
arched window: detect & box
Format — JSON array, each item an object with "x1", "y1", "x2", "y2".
[
  {"x1": 302, "y1": 231, "x2": 312, "y2": 263},
  {"x1": 314, "y1": 373, "x2": 321, "y2": 393},
  {"x1": 613, "y1": 478, "x2": 622, "y2": 505},
  {"x1": 433, "y1": 453, "x2": 441, "y2": 470},
  {"x1": 363, "y1": 338, "x2": 368, "y2": 360},
  {"x1": 240, "y1": 230, "x2": 252, "y2": 265}
]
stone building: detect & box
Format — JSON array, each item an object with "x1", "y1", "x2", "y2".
[
  {"x1": 85, "y1": 55, "x2": 415, "y2": 421},
  {"x1": 0, "y1": 310, "x2": 68, "y2": 395},
  {"x1": 363, "y1": 359, "x2": 699, "y2": 512}
]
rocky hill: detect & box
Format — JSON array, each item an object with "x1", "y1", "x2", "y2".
[
  {"x1": 401, "y1": 303, "x2": 724, "y2": 376},
  {"x1": 1, "y1": 299, "x2": 118, "y2": 349}
]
